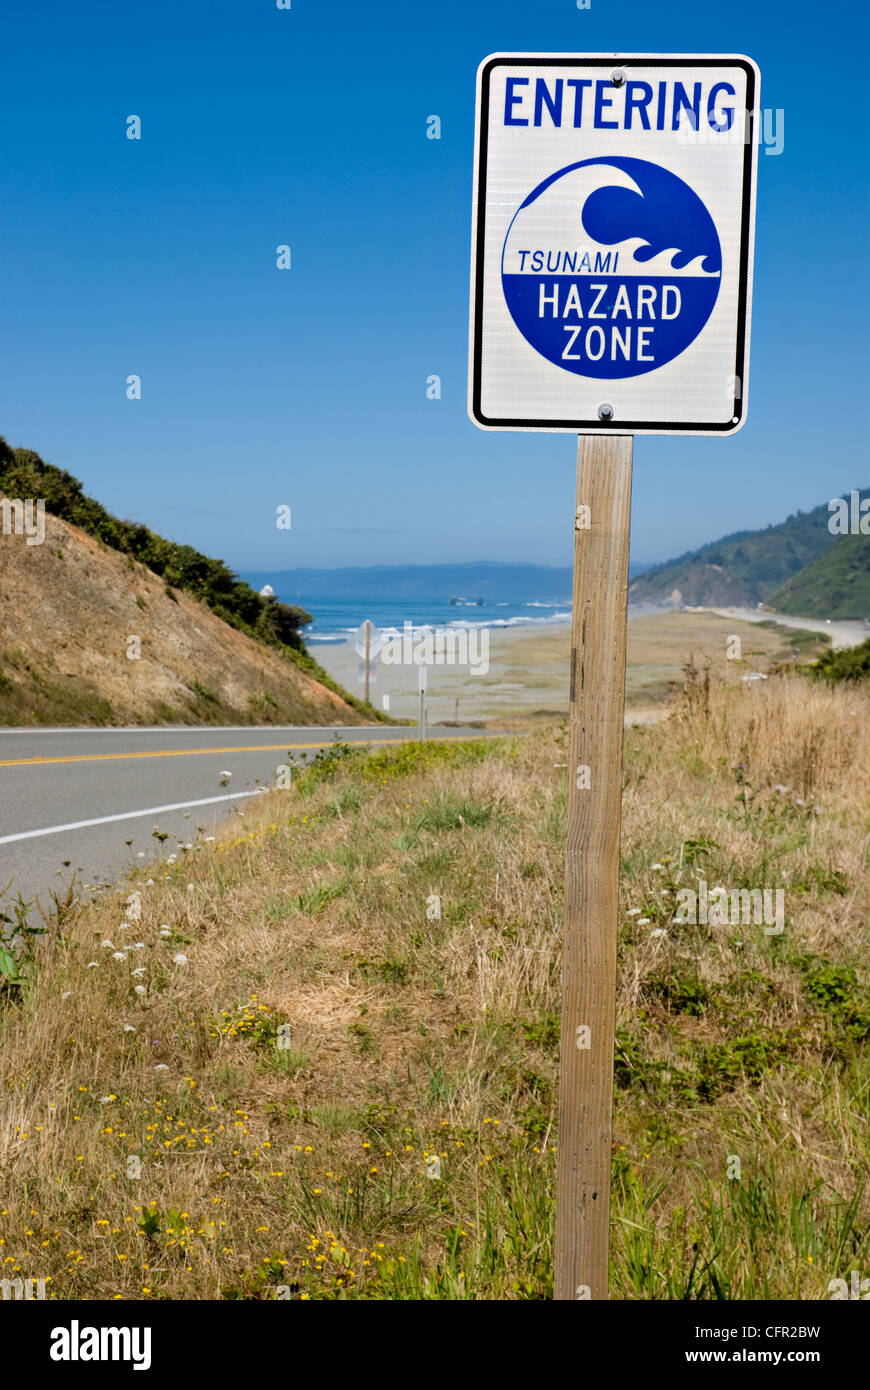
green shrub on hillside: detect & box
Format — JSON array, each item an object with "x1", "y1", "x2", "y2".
[{"x1": 812, "y1": 638, "x2": 870, "y2": 683}]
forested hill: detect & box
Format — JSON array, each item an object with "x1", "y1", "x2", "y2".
[
  {"x1": 628, "y1": 490, "x2": 869, "y2": 610},
  {"x1": 769, "y1": 531, "x2": 870, "y2": 619}
]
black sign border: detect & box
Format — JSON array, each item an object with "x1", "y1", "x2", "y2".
[{"x1": 470, "y1": 55, "x2": 757, "y2": 434}]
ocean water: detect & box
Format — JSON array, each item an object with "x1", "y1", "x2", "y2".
[{"x1": 279, "y1": 594, "x2": 572, "y2": 644}]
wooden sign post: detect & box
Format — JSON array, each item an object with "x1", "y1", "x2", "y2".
[
  {"x1": 554, "y1": 433, "x2": 633, "y2": 1301},
  {"x1": 363, "y1": 620, "x2": 372, "y2": 705},
  {"x1": 468, "y1": 51, "x2": 758, "y2": 1303}
]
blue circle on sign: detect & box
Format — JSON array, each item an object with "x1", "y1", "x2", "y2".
[{"x1": 501, "y1": 156, "x2": 722, "y2": 379}]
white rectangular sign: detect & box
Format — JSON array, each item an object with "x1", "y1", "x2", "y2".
[{"x1": 468, "y1": 53, "x2": 759, "y2": 435}]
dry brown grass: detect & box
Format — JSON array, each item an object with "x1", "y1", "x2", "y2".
[
  {"x1": 658, "y1": 666, "x2": 870, "y2": 796},
  {"x1": 1, "y1": 673, "x2": 869, "y2": 1299}
]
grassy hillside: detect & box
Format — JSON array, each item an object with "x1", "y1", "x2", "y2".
[
  {"x1": 1, "y1": 675, "x2": 868, "y2": 1299},
  {"x1": 769, "y1": 533, "x2": 870, "y2": 620},
  {"x1": 629, "y1": 489, "x2": 870, "y2": 610}
]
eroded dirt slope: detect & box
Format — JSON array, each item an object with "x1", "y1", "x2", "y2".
[{"x1": 0, "y1": 504, "x2": 366, "y2": 726}]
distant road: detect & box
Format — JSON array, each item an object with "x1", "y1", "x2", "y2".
[
  {"x1": 0, "y1": 724, "x2": 492, "y2": 918},
  {"x1": 706, "y1": 607, "x2": 869, "y2": 651}
]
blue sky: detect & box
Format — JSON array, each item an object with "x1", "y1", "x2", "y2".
[{"x1": 0, "y1": 0, "x2": 866, "y2": 571}]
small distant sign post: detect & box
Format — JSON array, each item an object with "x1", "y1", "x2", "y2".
[
  {"x1": 418, "y1": 663, "x2": 427, "y2": 742},
  {"x1": 354, "y1": 620, "x2": 376, "y2": 703},
  {"x1": 468, "y1": 52, "x2": 759, "y2": 1300},
  {"x1": 364, "y1": 620, "x2": 371, "y2": 704}
]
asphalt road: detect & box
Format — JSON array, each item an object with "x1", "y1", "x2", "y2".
[{"x1": 0, "y1": 724, "x2": 488, "y2": 920}]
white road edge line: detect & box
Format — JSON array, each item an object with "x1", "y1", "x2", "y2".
[{"x1": 0, "y1": 790, "x2": 269, "y2": 845}]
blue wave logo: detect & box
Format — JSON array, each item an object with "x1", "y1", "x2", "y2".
[
  {"x1": 576, "y1": 157, "x2": 721, "y2": 273},
  {"x1": 502, "y1": 157, "x2": 722, "y2": 380}
]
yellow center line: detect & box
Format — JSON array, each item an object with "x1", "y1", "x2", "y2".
[{"x1": 0, "y1": 734, "x2": 480, "y2": 769}]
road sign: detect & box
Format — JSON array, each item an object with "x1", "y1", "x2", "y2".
[
  {"x1": 354, "y1": 619, "x2": 380, "y2": 703},
  {"x1": 468, "y1": 53, "x2": 759, "y2": 434}
]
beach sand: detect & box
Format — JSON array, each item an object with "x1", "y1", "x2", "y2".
[{"x1": 310, "y1": 609, "x2": 829, "y2": 729}]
